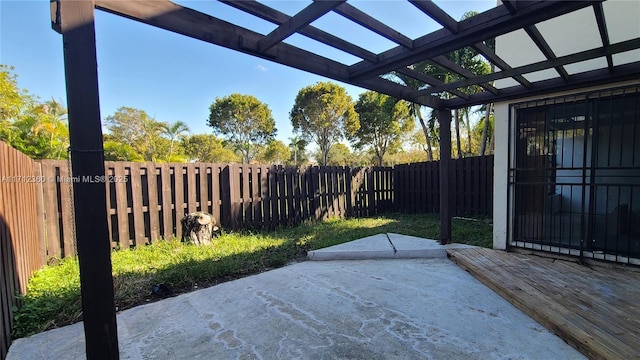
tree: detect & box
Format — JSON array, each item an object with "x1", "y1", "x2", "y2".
[
  {"x1": 162, "y1": 121, "x2": 190, "y2": 160},
  {"x1": 182, "y1": 134, "x2": 240, "y2": 163},
  {"x1": 288, "y1": 135, "x2": 307, "y2": 166},
  {"x1": 323, "y1": 143, "x2": 352, "y2": 166},
  {"x1": 391, "y1": 61, "x2": 443, "y2": 162},
  {"x1": 391, "y1": 11, "x2": 490, "y2": 160},
  {"x1": 27, "y1": 98, "x2": 69, "y2": 159},
  {"x1": 0, "y1": 67, "x2": 70, "y2": 159},
  {"x1": 290, "y1": 82, "x2": 359, "y2": 166},
  {"x1": 103, "y1": 140, "x2": 144, "y2": 161},
  {"x1": 0, "y1": 65, "x2": 27, "y2": 127},
  {"x1": 104, "y1": 107, "x2": 166, "y2": 161},
  {"x1": 258, "y1": 139, "x2": 290, "y2": 165},
  {"x1": 351, "y1": 91, "x2": 413, "y2": 166},
  {"x1": 208, "y1": 94, "x2": 276, "y2": 164},
  {"x1": 32, "y1": 102, "x2": 69, "y2": 159}
]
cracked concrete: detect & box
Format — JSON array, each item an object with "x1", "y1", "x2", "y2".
[{"x1": 7, "y1": 236, "x2": 585, "y2": 360}]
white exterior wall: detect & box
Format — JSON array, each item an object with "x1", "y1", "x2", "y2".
[{"x1": 493, "y1": 103, "x2": 509, "y2": 249}]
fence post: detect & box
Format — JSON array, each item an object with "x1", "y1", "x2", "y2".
[
  {"x1": 221, "y1": 164, "x2": 240, "y2": 229},
  {"x1": 438, "y1": 108, "x2": 452, "y2": 244}
]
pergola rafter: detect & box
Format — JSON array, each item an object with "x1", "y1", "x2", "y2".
[
  {"x1": 409, "y1": 0, "x2": 458, "y2": 34},
  {"x1": 88, "y1": 0, "x2": 633, "y2": 111},
  {"x1": 334, "y1": 2, "x2": 414, "y2": 49},
  {"x1": 593, "y1": 3, "x2": 614, "y2": 72},
  {"x1": 523, "y1": 25, "x2": 570, "y2": 81},
  {"x1": 347, "y1": 1, "x2": 600, "y2": 83},
  {"x1": 257, "y1": 0, "x2": 344, "y2": 52},
  {"x1": 420, "y1": 37, "x2": 640, "y2": 105}
]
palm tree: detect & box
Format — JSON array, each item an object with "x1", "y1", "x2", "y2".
[
  {"x1": 163, "y1": 121, "x2": 190, "y2": 160},
  {"x1": 32, "y1": 99, "x2": 69, "y2": 159},
  {"x1": 392, "y1": 61, "x2": 444, "y2": 162},
  {"x1": 289, "y1": 135, "x2": 306, "y2": 166}
]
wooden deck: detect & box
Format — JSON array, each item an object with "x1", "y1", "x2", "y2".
[{"x1": 447, "y1": 248, "x2": 640, "y2": 360}]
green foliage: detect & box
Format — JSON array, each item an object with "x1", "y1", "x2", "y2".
[
  {"x1": 352, "y1": 91, "x2": 414, "y2": 166},
  {"x1": 288, "y1": 135, "x2": 308, "y2": 166},
  {"x1": 290, "y1": 82, "x2": 359, "y2": 166},
  {"x1": 0, "y1": 65, "x2": 26, "y2": 124},
  {"x1": 324, "y1": 143, "x2": 352, "y2": 166},
  {"x1": 103, "y1": 140, "x2": 144, "y2": 161},
  {"x1": 258, "y1": 139, "x2": 290, "y2": 165},
  {"x1": 163, "y1": 121, "x2": 190, "y2": 160},
  {"x1": 104, "y1": 107, "x2": 167, "y2": 161},
  {"x1": 0, "y1": 65, "x2": 70, "y2": 159},
  {"x1": 12, "y1": 213, "x2": 492, "y2": 339},
  {"x1": 182, "y1": 134, "x2": 240, "y2": 163},
  {"x1": 208, "y1": 94, "x2": 276, "y2": 164}
]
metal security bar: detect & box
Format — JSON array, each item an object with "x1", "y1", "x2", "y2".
[{"x1": 508, "y1": 85, "x2": 640, "y2": 265}]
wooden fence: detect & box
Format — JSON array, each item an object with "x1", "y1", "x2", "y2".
[
  {"x1": 0, "y1": 142, "x2": 45, "y2": 359},
  {"x1": 37, "y1": 157, "x2": 492, "y2": 256},
  {"x1": 37, "y1": 161, "x2": 394, "y2": 254},
  {"x1": 395, "y1": 155, "x2": 494, "y2": 216}
]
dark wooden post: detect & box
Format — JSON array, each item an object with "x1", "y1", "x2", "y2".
[
  {"x1": 438, "y1": 109, "x2": 452, "y2": 245},
  {"x1": 53, "y1": 1, "x2": 119, "y2": 358}
]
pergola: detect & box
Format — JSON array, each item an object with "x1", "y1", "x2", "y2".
[{"x1": 50, "y1": 0, "x2": 640, "y2": 358}]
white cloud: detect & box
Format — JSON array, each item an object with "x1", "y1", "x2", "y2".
[{"x1": 256, "y1": 64, "x2": 268, "y2": 72}]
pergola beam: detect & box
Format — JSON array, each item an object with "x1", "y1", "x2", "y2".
[
  {"x1": 501, "y1": 0, "x2": 519, "y2": 14},
  {"x1": 395, "y1": 67, "x2": 469, "y2": 100},
  {"x1": 593, "y1": 3, "x2": 614, "y2": 72},
  {"x1": 221, "y1": 0, "x2": 378, "y2": 62},
  {"x1": 348, "y1": 1, "x2": 599, "y2": 82},
  {"x1": 472, "y1": 42, "x2": 532, "y2": 88},
  {"x1": 94, "y1": 0, "x2": 441, "y2": 107},
  {"x1": 334, "y1": 2, "x2": 414, "y2": 49},
  {"x1": 524, "y1": 25, "x2": 570, "y2": 81},
  {"x1": 420, "y1": 37, "x2": 640, "y2": 97},
  {"x1": 443, "y1": 60, "x2": 640, "y2": 109},
  {"x1": 257, "y1": 0, "x2": 344, "y2": 52},
  {"x1": 409, "y1": 0, "x2": 458, "y2": 33},
  {"x1": 431, "y1": 55, "x2": 499, "y2": 94}
]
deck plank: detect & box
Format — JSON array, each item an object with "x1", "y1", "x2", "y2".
[{"x1": 447, "y1": 248, "x2": 640, "y2": 360}]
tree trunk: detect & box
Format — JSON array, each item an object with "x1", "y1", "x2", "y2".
[
  {"x1": 465, "y1": 109, "x2": 472, "y2": 155},
  {"x1": 181, "y1": 212, "x2": 219, "y2": 245},
  {"x1": 454, "y1": 109, "x2": 462, "y2": 159},
  {"x1": 416, "y1": 110, "x2": 433, "y2": 161},
  {"x1": 480, "y1": 103, "x2": 492, "y2": 156}
]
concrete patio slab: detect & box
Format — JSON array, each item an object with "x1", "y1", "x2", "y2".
[
  {"x1": 8, "y1": 252, "x2": 585, "y2": 359},
  {"x1": 307, "y1": 233, "x2": 475, "y2": 260},
  {"x1": 306, "y1": 234, "x2": 394, "y2": 260}
]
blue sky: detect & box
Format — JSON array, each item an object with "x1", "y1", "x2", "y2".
[{"x1": 1, "y1": 0, "x2": 494, "y2": 144}]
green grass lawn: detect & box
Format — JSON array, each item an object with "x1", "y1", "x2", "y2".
[{"x1": 11, "y1": 213, "x2": 492, "y2": 339}]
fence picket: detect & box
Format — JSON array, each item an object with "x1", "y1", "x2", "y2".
[
  {"x1": 240, "y1": 165, "x2": 251, "y2": 227},
  {"x1": 146, "y1": 164, "x2": 160, "y2": 243},
  {"x1": 40, "y1": 161, "x2": 61, "y2": 258},
  {"x1": 130, "y1": 163, "x2": 146, "y2": 246},
  {"x1": 159, "y1": 164, "x2": 173, "y2": 240},
  {"x1": 113, "y1": 162, "x2": 130, "y2": 249},
  {"x1": 186, "y1": 163, "x2": 197, "y2": 215},
  {"x1": 174, "y1": 164, "x2": 185, "y2": 238}
]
